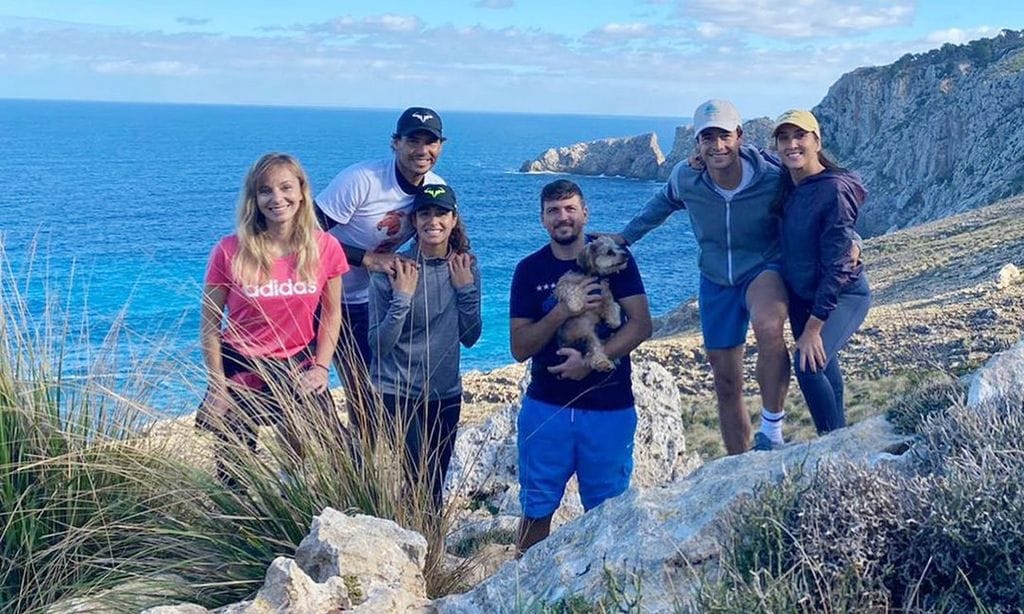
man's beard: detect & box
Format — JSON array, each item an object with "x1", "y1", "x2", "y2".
[{"x1": 553, "y1": 232, "x2": 579, "y2": 246}]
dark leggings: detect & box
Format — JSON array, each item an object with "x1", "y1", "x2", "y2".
[
  {"x1": 202, "y1": 345, "x2": 341, "y2": 487},
  {"x1": 789, "y1": 275, "x2": 871, "y2": 434},
  {"x1": 380, "y1": 393, "x2": 462, "y2": 509}
]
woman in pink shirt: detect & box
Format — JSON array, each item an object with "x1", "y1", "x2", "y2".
[{"x1": 197, "y1": 153, "x2": 349, "y2": 485}]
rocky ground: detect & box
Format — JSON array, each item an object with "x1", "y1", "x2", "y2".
[{"x1": 460, "y1": 194, "x2": 1024, "y2": 457}]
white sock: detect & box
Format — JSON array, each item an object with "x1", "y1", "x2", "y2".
[{"x1": 759, "y1": 409, "x2": 785, "y2": 444}]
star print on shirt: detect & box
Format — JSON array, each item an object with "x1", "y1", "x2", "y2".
[{"x1": 536, "y1": 282, "x2": 556, "y2": 292}]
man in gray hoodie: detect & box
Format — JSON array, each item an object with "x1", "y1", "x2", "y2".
[{"x1": 616, "y1": 99, "x2": 790, "y2": 454}]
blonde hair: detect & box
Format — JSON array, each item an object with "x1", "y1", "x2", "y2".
[{"x1": 232, "y1": 153, "x2": 321, "y2": 286}]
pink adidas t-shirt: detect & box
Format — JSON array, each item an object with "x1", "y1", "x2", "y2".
[{"x1": 205, "y1": 231, "x2": 349, "y2": 359}]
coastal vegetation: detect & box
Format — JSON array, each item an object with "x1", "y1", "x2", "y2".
[{"x1": 0, "y1": 260, "x2": 469, "y2": 612}]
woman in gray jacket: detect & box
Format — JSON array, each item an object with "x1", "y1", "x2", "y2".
[{"x1": 367, "y1": 184, "x2": 481, "y2": 509}]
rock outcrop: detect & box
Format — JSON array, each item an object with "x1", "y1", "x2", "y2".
[
  {"x1": 435, "y1": 415, "x2": 916, "y2": 613},
  {"x1": 519, "y1": 118, "x2": 774, "y2": 182},
  {"x1": 518, "y1": 133, "x2": 665, "y2": 179},
  {"x1": 142, "y1": 510, "x2": 431, "y2": 614},
  {"x1": 967, "y1": 337, "x2": 1024, "y2": 408},
  {"x1": 444, "y1": 360, "x2": 702, "y2": 544}
]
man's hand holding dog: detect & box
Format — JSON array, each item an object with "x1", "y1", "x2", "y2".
[
  {"x1": 561, "y1": 278, "x2": 604, "y2": 316},
  {"x1": 548, "y1": 347, "x2": 592, "y2": 380},
  {"x1": 390, "y1": 259, "x2": 420, "y2": 295},
  {"x1": 449, "y1": 253, "x2": 474, "y2": 289}
]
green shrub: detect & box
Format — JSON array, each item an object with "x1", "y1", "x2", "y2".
[
  {"x1": 898, "y1": 398, "x2": 1024, "y2": 611},
  {"x1": 886, "y1": 373, "x2": 966, "y2": 435}
]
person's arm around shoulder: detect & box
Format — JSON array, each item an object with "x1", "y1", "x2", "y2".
[
  {"x1": 619, "y1": 169, "x2": 687, "y2": 246},
  {"x1": 450, "y1": 253, "x2": 482, "y2": 348}
]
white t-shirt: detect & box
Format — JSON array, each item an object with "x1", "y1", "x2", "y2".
[
  {"x1": 713, "y1": 158, "x2": 754, "y2": 201},
  {"x1": 316, "y1": 158, "x2": 444, "y2": 304}
]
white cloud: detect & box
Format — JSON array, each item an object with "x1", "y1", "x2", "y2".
[
  {"x1": 924, "y1": 26, "x2": 1001, "y2": 46},
  {"x1": 0, "y1": 11, "x2": 993, "y2": 117},
  {"x1": 684, "y1": 0, "x2": 916, "y2": 38},
  {"x1": 92, "y1": 60, "x2": 200, "y2": 76},
  {"x1": 474, "y1": 0, "x2": 515, "y2": 9},
  {"x1": 596, "y1": 22, "x2": 652, "y2": 37}
]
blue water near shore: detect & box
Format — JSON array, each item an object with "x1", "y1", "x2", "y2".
[{"x1": 0, "y1": 98, "x2": 699, "y2": 412}]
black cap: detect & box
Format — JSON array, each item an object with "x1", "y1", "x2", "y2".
[
  {"x1": 395, "y1": 107, "x2": 443, "y2": 139},
  {"x1": 412, "y1": 184, "x2": 457, "y2": 213}
]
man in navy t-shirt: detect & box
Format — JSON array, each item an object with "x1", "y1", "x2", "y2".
[{"x1": 509, "y1": 179, "x2": 652, "y2": 555}]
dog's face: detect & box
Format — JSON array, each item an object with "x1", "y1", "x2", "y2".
[{"x1": 577, "y1": 236, "x2": 629, "y2": 276}]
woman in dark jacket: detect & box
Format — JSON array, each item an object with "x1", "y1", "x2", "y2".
[{"x1": 772, "y1": 109, "x2": 871, "y2": 435}]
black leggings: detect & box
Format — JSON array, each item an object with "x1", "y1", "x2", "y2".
[
  {"x1": 202, "y1": 344, "x2": 341, "y2": 487},
  {"x1": 380, "y1": 393, "x2": 461, "y2": 509}
]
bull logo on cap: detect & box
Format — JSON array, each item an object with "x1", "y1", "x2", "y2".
[
  {"x1": 412, "y1": 112, "x2": 434, "y2": 123},
  {"x1": 424, "y1": 186, "x2": 447, "y2": 198}
]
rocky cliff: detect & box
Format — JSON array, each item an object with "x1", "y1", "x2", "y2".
[
  {"x1": 520, "y1": 30, "x2": 1024, "y2": 237},
  {"x1": 817, "y1": 29, "x2": 1024, "y2": 235}
]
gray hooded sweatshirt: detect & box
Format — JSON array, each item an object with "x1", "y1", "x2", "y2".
[
  {"x1": 367, "y1": 245, "x2": 482, "y2": 400},
  {"x1": 622, "y1": 145, "x2": 783, "y2": 286}
]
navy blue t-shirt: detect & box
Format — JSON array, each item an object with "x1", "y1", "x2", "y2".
[{"x1": 509, "y1": 242, "x2": 646, "y2": 410}]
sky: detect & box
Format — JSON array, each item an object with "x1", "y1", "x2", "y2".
[{"x1": 2, "y1": 1, "x2": 1022, "y2": 117}]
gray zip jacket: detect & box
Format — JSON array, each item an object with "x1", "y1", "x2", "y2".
[
  {"x1": 368, "y1": 245, "x2": 482, "y2": 400},
  {"x1": 621, "y1": 145, "x2": 783, "y2": 286}
]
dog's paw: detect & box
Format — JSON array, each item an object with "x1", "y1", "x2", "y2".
[
  {"x1": 589, "y1": 352, "x2": 615, "y2": 372},
  {"x1": 603, "y1": 301, "x2": 622, "y2": 328}
]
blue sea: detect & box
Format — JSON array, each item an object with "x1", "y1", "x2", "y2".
[{"x1": 0, "y1": 99, "x2": 699, "y2": 412}]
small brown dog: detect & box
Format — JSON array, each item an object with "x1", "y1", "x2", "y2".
[{"x1": 553, "y1": 236, "x2": 629, "y2": 371}]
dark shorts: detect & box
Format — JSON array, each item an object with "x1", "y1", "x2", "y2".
[
  {"x1": 517, "y1": 396, "x2": 636, "y2": 518},
  {"x1": 699, "y1": 262, "x2": 782, "y2": 350}
]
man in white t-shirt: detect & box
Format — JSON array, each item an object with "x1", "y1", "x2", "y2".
[{"x1": 315, "y1": 106, "x2": 446, "y2": 428}]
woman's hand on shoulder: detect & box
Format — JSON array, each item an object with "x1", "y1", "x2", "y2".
[{"x1": 449, "y1": 252, "x2": 475, "y2": 289}]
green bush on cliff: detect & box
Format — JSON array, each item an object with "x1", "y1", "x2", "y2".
[{"x1": 699, "y1": 389, "x2": 1024, "y2": 612}]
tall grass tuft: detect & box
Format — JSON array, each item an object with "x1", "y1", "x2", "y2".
[{"x1": 0, "y1": 253, "x2": 471, "y2": 612}]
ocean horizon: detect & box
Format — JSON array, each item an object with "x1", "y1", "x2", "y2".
[{"x1": 1, "y1": 98, "x2": 700, "y2": 413}]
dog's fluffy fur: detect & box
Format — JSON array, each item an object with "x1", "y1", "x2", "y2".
[{"x1": 553, "y1": 236, "x2": 629, "y2": 372}]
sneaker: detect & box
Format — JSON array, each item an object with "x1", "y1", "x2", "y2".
[{"x1": 752, "y1": 432, "x2": 781, "y2": 451}]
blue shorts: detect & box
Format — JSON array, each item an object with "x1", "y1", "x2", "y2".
[
  {"x1": 517, "y1": 396, "x2": 636, "y2": 519},
  {"x1": 699, "y1": 263, "x2": 782, "y2": 350}
]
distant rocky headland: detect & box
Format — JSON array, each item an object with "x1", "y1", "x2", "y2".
[{"x1": 520, "y1": 29, "x2": 1024, "y2": 237}]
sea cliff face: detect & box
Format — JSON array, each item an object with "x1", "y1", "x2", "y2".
[
  {"x1": 817, "y1": 30, "x2": 1024, "y2": 235},
  {"x1": 520, "y1": 30, "x2": 1024, "y2": 237}
]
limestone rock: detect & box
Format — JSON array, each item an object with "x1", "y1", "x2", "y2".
[
  {"x1": 445, "y1": 360, "x2": 700, "y2": 542},
  {"x1": 967, "y1": 337, "x2": 1024, "y2": 407},
  {"x1": 996, "y1": 263, "x2": 1022, "y2": 289},
  {"x1": 141, "y1": 606, "x2": 209, "y2": 614},
  {"x1": 434, "y1": 415, "x2": 915, "y2": 613},
  {"x1": 215, "y1": 557, "x2": 349, "y2": 614},
  {"x1": 519, "y1": 133, "x2": 664, "y2": 179},
  {"x1": 816, "y1": 30, "x2": 1024, "y2": 235},
  {"x1": 294, "y1": 509, "x2": 430, "y2": 612}
]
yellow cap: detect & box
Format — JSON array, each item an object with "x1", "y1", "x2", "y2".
[{"x1": 773, "y1": 109, "x2": 820, "y2": 137}]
